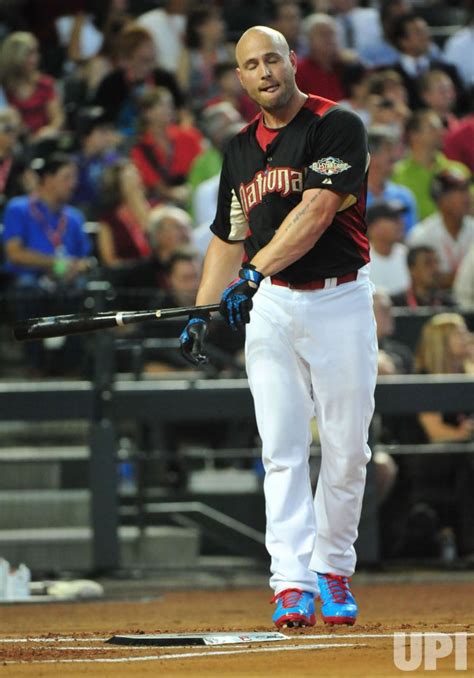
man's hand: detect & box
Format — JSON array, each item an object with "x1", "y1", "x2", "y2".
[
  {"x1": 179, "y1": 314, "x2": 210, "y2": 365},
  {"x1": 220, "y1": 264, "x2": 264, "y2": 331}
]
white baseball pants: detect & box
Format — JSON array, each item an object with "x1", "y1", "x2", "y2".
[{"x1": 245, "y1": 265, "x2": 378, "y2": 595}]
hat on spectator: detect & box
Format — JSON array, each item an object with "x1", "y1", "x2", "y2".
[
  {"x1": 430, "y1": 168, "x2": 471, "y2": 201},
  {"x1": 366, "y1": 200, "x2": 407, "y2": 226}
]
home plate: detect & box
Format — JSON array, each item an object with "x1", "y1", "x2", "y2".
[{"x1": 106, "y1": 632, "x2": 287, "y2": 647}]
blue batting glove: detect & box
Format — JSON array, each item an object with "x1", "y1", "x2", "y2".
[
  {"x1": 179, "y1": 313, "x2": 210, "y2": 365},
  {"x1": 220, "y1": 263, "x2": 264, "y2": 331}
]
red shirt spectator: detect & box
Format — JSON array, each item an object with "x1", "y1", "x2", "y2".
[
  {"x1": 7, "y1": 74, "x2": 56, "y2": 135},
  {"x1": 0, "y1": 32, "x2": 64, "y2": 139},
  {"x1": 296, "y1": 59, "x2": 345, "y2": 101},
  {"x1": 295, "y1": 13, "x2": 361, "y2": 102},
  {"x1": 131, "y1": 86, "x2": 202, "y2": 206},
  {"x1": 443, "y1": 115, "x2": 474, "y2": 174},
  {"x1": 131, "y1": 125, "x2": 202, "y2": 191}
]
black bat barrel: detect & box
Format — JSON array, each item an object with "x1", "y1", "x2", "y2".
[{"x1": 12, "y1": 304, "x2": 221, "y2": 341}]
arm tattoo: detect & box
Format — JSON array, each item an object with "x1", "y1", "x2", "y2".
[{"x1": 283, "y1": 189, "x2": 323, "y2": 233}]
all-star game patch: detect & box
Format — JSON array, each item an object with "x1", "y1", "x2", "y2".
[{"x1": 309, "y1": 157, "x2": 351, "y2": 175}]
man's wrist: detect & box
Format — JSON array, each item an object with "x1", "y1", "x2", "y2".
[
  {"x1": 240, "y1": 262, "x2": 264, "y2": 287},
  {"x1": 189, "y1": 311, "x2": 210, "y2": 322}
]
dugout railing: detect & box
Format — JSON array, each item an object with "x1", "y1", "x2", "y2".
[{"x1": 1, "y1": 374, "x2": 474, "y2": 572}]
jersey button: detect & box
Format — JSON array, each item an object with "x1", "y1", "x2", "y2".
[{"x1": 267, "y1": 156, "x2": 272, "y2": 162}]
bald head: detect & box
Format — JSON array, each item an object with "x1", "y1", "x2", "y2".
[{"x1": 236, "y1": 26, "x2": 290, "y2": 67}]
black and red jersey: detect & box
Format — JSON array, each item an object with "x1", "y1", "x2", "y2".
[{"x1": 210, "y1": 94, "x2": 370, "y2": 283}]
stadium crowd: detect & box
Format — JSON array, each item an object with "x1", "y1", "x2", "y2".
[
  {"x1": 0, "y1": 0, "x2": 472, "y2": 373},
  {"x1": 0, "y1": 0, "x2": 473, "y2": 560}
]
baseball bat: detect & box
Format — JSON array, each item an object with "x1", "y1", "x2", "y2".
[{"x1": 13, "y1": 304, "x2": 221, "y2": 342}]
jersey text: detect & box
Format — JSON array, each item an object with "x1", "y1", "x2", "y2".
[{"x1": 239, "y1": 167, "x2": 303, "y2": 218}]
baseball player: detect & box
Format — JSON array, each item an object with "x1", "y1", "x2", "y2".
[{"x1": 180, "y1": 26, "x2": 377, "y2": 628}]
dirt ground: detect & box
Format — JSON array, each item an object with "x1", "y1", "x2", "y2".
[{"x1": 1, "y1": 580, "x2": 473, "y2": 677}]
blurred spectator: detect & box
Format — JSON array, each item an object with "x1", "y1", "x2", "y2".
[
  {"x1": 330, "y1": 0, "x2": 383, "y2": 56},
  {"x1": 367, "y1": 125, "x2": 418, "y2": 234},
  {"x1": 454, "y1": 242, "x2": 474, "y2": 308},
  {"x1": 2, "y1": 153, "x2": 92, "y2": 375},
  {"x1": 56, "y1": 9, "x2": 104, "y2": 66},
  {"x1": 296, "y1": 13, "x2": 361, "y2": 101},
  {"x1": 176, "y1": 6, "x2": 233, "y2": 113},
  {"x1": 2, "y1": 153, "x2": 91, "y2": 287},
  {"x1": 188, "y1": 102, "x2": 243, "y2": 200},
  {"x1": 338, "y1": 62, "x2": 371, "y2": 126},
  {"x1": 359, "y1": 0, "x2": 412, "y2": 68},
  {"x1": 268, "y1": 0, "x2": 307, "y2": 57},
  {"x1": 0, "y1": 107, "x2": 35, "y2": 218},
  {"x1": 367, "y1": 95, "x2": 407, "y2": 137},
  {"x1": 206, "y1": 62, "x2": 258, "y2": 122},
  {"x1": 373, "y1": 288, "x2": 413, "y2": 375},
  {"x1": 443, "y1": 4, "x2": 474, "y2": 92},
  {"x1": 391, "y1": 245, "x2": 454, "y2": 307},
  {"x1": 148, "y1": 205, "x2": 193, "y2": 271},
  {"x1": 137, "y1": 0, "x2": 189, "y2": 75},
  {"x1": 391, "y1": 110, "x2": 471, "y2": 221},
  {"x1": 367, "y1": 68, "x2": 409, "y2": 111},
  {"x1": 93, "y1": 24, "x2": 184, "y2": 137},
  {"x1": 61, "y1": 2, "x2": 133, "y2": 126},
  {"x1": 389, "y1": 312, "x2": 474, "y2": 558},
  {"x1": 131, "y1": 87, "x2": 202, "y2": 207},
  {"x1": 415, "y1": 313, "x2": 474, "y2": 442},
  {"x1": 0, "y1": 31, "x2": 65, "y2": 141},
  {"x1": 419, "y1": 70, "x2": 459, "y2": 133},
  {"x1": 407, "y1": 169, "x2": 474, "y2": 289},
  {"x1": 366, "y1": 68, "x2": 410, "y2": 136},
  {"x1": 81, "y1": 0, "x2": 132, "y2": 99},
  {"x1": 390, "y1": 13, "x2": 466, "y2": 112},
  {"x1": 71, "y1": 106, "x2": 120, "y2": 219},
  {"x1": 162, "y1": 247, "x2": 202, "y2": 308},
  {"x1": 192, "y1": 120, "x2": 245, "y2": 240},
  {"x1": 367, "y1": 200, "x2": 410, "y2": 295},
  {"x1": 96, "y1": 159, "x2": 153, "y2": 272},
  {"x1": 443, "y1": 113, "x2": 474, "y2": 174}
]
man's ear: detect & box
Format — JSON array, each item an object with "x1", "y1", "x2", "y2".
[
  {"x1": 289, "y1": 50, "x2": 297, "y2": 73},
  {"x1": 236, "y1": 67, "x2": 244, "y2": 89}
]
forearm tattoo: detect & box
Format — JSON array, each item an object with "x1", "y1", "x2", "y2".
[{"x1": 283, "y1": 189, "x2": 323, "y2": 233}]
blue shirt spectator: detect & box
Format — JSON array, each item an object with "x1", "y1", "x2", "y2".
[
  {"x1": 367, "y1": 125, "x2": 418, "y2": 235},
  {"x1": 3, "y1": 195, "x2": 90, "y2": 283},
  {"x1": 71, "y1": 107, "x2": 120, "y2": 218},
  {"x1": 367, "y1": 182, "x2": 418, "y2": 235}
]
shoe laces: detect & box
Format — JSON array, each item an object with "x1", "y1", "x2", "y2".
[
  {"x1": 323, "y1": 574, "x2": 351, "y2": 604},
  {"x1": 271, "y1": 588, "x2": 304, "y2": 608}
]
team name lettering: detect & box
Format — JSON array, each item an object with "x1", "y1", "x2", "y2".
[{"x1": 239, "y1": 167, "x2": 303, "y2": 218}]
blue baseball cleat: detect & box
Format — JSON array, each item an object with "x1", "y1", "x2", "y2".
[
  {"x1": 317, "y1": 573, "x2": 358, "y2": 625},
  {"x1": 271, "y1": 589, "x2": 316, "y2": 629}
]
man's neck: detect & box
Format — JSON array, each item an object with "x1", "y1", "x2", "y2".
[
  {"x1": 262, "y1": 90, "x2": 307, "y2": 129},
  {"x1": 368, "y1": 174, "x2": 386, "y2": 195},
  {"x1": 36, "y1": 189, "x2": 62, "y2": 212},
  {"x1": 149, "y1": 122, "x2": 167, "y2": 140},
  {"x1": 371, "y1": 240, "x2": 393, "y2": 257},
  {"x1": 442, "y1": 211, "x2": 463, "y2": 238},
  {"x1": 411, "y1": 282, "x2": 434, "y2": 303},
  {"x1": 411, "y1": 145, "x2": 437, "y2": 167}
]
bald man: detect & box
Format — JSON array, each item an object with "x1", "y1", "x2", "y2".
[{"x1": 180, "y1": 27, "x2": 377, "y2": 628}]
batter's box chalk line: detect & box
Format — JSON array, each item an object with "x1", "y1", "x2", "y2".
[{"x1": 5, "y1": 643, "x2": 363, "y2": 665}]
